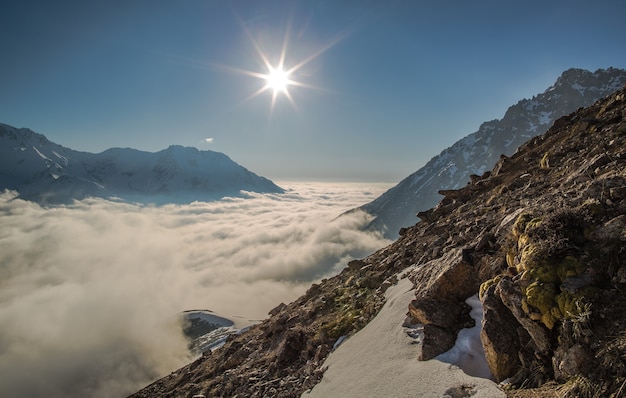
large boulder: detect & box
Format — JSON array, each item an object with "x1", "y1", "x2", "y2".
[
  {"x1": 409, "y1": 248, "x2": 479, "y2": 302},
  {"x1": 408, "y1": 248, "x2": 478, "y2": 359},
  {"x1": 480, "y1": 283, "x2": 524, "y2": 382}
]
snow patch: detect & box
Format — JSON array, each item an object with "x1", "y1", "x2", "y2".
[
  {"x1": 32, "y1": 146, "x2": 51, "y2": 161},
  {"x1": 572, "y1": 83, "x2": 586, "y2": 96},
  {"x1": 332, "y1": 335, "x2": 348, "y2": 351},
  {"x1": 538, "y1": 111, "x2": 553, "y2": 126},
  {"x1": 303, "y1": 278, "x2": 504, "y2": 397},
  {"x1": 52, "y1": 151, "x2": 69, "y2": 165},
  {"x1": 436, "y1": 294, "x2": 493, "y2": 379}
]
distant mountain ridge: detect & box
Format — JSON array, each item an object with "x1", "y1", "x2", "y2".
[
  {"x1": 0, "y1": 123, "x2": 284, "y2": 204},
  {"x1": 360, "y1": 67, "x2": 626, "y2": 239}
]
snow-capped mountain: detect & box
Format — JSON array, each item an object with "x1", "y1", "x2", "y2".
[
  {"x1": 0, "y1": 123, "x2": 284, "y2": 204},
  {"x1": 360, "y1": 67, "x2": 626, "y2": 239}
]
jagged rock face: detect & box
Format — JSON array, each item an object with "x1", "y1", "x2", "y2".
[
  {"x1": 0, "y1": 123, "x2": 284, "y2": 205},
  {"x1": 361, "y1": 67, "x2": 626, "y2": 239},
  {"x1": 480, "y1": 283, "x2": 525, "y2": 382},
  {"x1": 404, "y1": 86, "x2": 626, "y2": 391},
  {"x1": 131, "y1": 87, "x2": 626, "y2": 397}
]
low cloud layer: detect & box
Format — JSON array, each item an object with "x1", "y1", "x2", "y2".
[{"x1": 0, "y1": 182, "x2": 391, "y2": 398}]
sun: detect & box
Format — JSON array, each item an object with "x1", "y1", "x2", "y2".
[
  {"x1": 245, "y1": 59, "x2": 299, "y2": 112},
  {"x1": 220, "y1": 13, "x2": 345, "y2": 115},
  {"x1": 265, "y1": 66, "x2": 291, "y2": 95}
]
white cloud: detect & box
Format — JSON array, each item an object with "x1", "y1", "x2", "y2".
[
  {"x1": 205, "y1": 137, "x2": 214, "y2": 143},
  {"x1": 0, "y1": 182, "x2": 391, "y2": 398}
]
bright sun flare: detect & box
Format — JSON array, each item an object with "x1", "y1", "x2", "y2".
[
  {"x1": 224, "y1": 14, "x2": 345, "y2": 115},
  {"x1": 265, "y1": 66, "x2": 291, "y2": 94}
]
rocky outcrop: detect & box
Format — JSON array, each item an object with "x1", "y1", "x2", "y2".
[
  {"x1": 131, "y1": 87, "x2": 626, "y2": 397},
  {"x1": 480, "y1": 282, "x2": 525, "y2": 382},
  {"x1": 399, "y1": 85, "x2": 626, "y2": 394},
  {"x1": 407, "y1": 249, "x2": 477, "y2": 359}
]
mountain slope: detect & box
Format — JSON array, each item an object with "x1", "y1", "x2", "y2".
[
  {"x1": 361, "y1": 67, "x2": 626, "y2": 239},
  {"x1": 0, "y1": 124, "x2": 284, "y2": 204},
  {"x1": 130, "y1": 85, "x2": 626, "y2": 397}
]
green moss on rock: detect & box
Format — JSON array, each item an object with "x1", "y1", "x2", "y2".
[
  {"x1": 521, "y1": 279, "x2": 561, "y2": 329},
  {"x1": 512, "y1": 213, "x2": 535, "y2": 238},
  {"x1": 479, "y1": 275, "x2": 502, "y2": 301},
  {"x1": 556, "y1": 256, "x2": 586, "y2": 282},
  {"x1": 507, "y1": 209, "x2": 596, "y2": 330},
  {"x1": 526, "y1": 262, "x2": 560, "y2": 284}
]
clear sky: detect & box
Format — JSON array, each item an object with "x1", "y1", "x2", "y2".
[{"x1": 2, "y1": 0, "x2": 626, "y2": 182}]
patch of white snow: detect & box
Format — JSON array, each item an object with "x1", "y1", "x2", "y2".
[
  {"x1": 32, "y1": 146, "x2": 51, "y2": 161},
  {"x1": 436, "y1": 295, "x2": 493, "y2": 379},
  {"x1": 538, "y1": 111, "x2": 553, "y2": 126},
  {"x1": 302, "y1": 278, "x2": 504, "y2": 398},
  {"x1": 52, "y1": 151, "x2": 69, "y2": 165},
  {"x1": 571, "y1": 83, "x2": 586, "y2": 96}
]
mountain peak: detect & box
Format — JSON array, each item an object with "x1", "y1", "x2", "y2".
[
  {"x1": 0, "y1": 123, "x2": 52, "y2": 146},
  {"x1": 556, "y1": 67, "x2": 590, "y2": 83},
  {"x1": 546, "y1": 67, "x2": 626, "y2": 99},
  {"x1": 0, "y1": 124, "x2": 283, "y2": 205},
  {"x1": 361, "y1": 67, "x2": 626, "y2": 239},
  {"x1": 165, "y1": 144, "x2": 197, "y2": 152}
]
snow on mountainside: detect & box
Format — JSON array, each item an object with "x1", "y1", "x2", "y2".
[
  {"x1": 0, "y1": 123, "x2": 284, "y2": 204},
  {"x1": 360, "y1": 67, "x2": 626, "y2": 239}
]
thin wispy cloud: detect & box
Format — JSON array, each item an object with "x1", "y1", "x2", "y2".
[{"x1": 0, "y1": 182, "x2": 390, "y2": 398}]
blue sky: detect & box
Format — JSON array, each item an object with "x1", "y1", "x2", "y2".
[{"x1": 2, "y1": 0, "x2": 626, "y2": 182}]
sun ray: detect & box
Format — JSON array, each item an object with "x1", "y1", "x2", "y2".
[
  {"x1": 278, "y1": 13, "x2": 291, "y2": 71},
  {"x1": 285, "y1": 33, "x2": 346, "y2": 77},
  {"x1": 244, "y1": 84, "x2": 273, "y2": 104}
]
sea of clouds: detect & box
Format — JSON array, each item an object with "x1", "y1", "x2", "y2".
[{"x1": 0, "y1": 181, "x2": 392, "y2": 398}]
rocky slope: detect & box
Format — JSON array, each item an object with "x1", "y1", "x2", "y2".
[
  {"x1": 0, "y1": 123, "x2": 283, "y2": 205},
  {"x1": 130, "y1": 86, "x2": 626, "y2": 397},
  {"x1": 361, "y1": 67, "x2": 626, "y2": 239}
]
